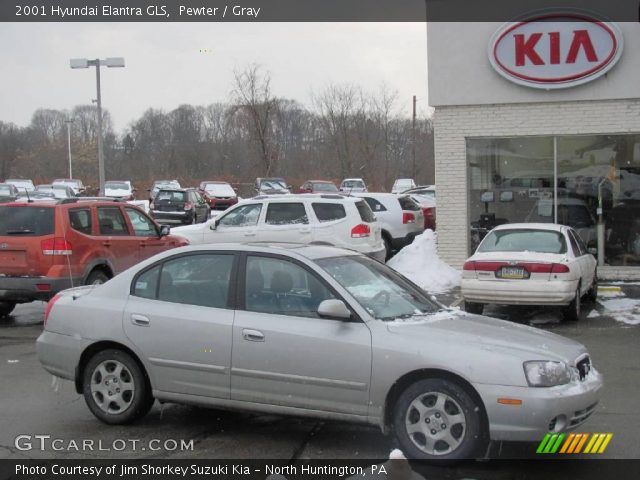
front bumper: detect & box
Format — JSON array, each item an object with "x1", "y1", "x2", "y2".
[
  {"x1": 151, "y1": 210, "x2": 193, "y2": 224},
  {"x1": 462, "y1": 278, "x2": 578, "y2": 306},
  {"x1": 0, "y1": 276, "x2": 82, "y2": 303},
  {"x1": 475, "y1": 369, "x2": 603, "y2": 442}
]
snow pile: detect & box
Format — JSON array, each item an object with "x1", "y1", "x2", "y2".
[
  {"x1": 387, "y1": 230, "x2": 461, "y2": 294},
  {"x1": 597, "y1": 297, "x2": 640, "y2": 325}
]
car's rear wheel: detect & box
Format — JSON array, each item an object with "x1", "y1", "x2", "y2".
[
  {"x1": 392, "y1": 378, "x2": 484, "y2": 461},
  {"x1": 0, "y1": 301, "x2": 16, "y2": 317},
  {"x1": 586, "y1": 271, "x2": 598, "y2": 303},
  {"x1": 463, "y1": 301, "x2": 484, "y2": 315},
  {"x1": 83, "y1": 349, "x2": 153, "y2": 424},
  {"x1": 383, "y1": 235, "x2": 392, "y2": 260},
  {"x1": 564, "y1": 286, "x2": 582, "y2": 322},
  {"x1": 85, "y1": 270, "x2": 109, "y2": 285}
]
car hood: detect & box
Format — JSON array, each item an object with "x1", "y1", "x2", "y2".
[
  {"x1": 105, "y1": 190, "x2": 130, "y2": 197},
  {"x1": 171, "y1": 223, "x2": 206, "y2": 235},
  {"x1": 386, "y1": 310, "x2": 586, "y2": 364}
]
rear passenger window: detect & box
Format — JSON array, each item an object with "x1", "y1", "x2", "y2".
[
  {"x1": 265, "y1": 203, "x2": 309, "y2": 225},
  {"x1": 68, "y1": 208, "x2": 92, "y2": 235},
  {"x1": 157, "y1": 254, "x2": 234, "y2": 308},
  {"x1": 312, "y1": 203, "x2": 346, "y2": 222},
  {"x1": 355, "y1": 200, "x2": 375, "y2": 222},
  {"x1": 97, "y1": 207, "x2": 129, "y2": 236},
  {"x1": 133, "y1": 265, "x2": 160, "y2": 299},
  {"x1": 363, "y1": 197, "x2": 386, "y2": 212},
  {"x1": 398, "y1": 196, "x2": 420, "y2": 211}
]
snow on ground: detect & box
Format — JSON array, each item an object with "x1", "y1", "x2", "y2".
[
  {"x1": 387, "y1": 230, "x2": 461, "y2": 294},
  {"x1": 598, "y1": 297, "x2": 640, "y2": 325}
]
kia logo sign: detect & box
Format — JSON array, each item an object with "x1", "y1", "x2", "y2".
[{"x1": 489, "y1": 13, "x2": 623, "y2": 89}]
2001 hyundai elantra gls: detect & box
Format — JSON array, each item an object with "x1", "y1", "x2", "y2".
[{"x1": 37, "y1": 243, "x2": 602, "y2": 460}]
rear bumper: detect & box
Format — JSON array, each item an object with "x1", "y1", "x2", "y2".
[
  {"x1": 475, "y1": 369, "x2": 603, "y2": 441},
  {"x1": 151, "y1": 210, "x2": 193, "y2": 224},
  {"x1": 461, "y1": 278, "x2": 578, "y2": 306},
  {"x1": 36, "y1": 330, "x2": 88, "y2": 381},
  {"x1": 0, "y1": 276, "x2": 83, "y2": 303}
]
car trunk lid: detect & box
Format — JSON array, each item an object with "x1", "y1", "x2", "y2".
[{"x1": 463, "y1": 251, "x2": 569, "y2": 282}]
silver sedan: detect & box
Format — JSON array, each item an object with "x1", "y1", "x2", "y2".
[{"x1": 37, "y1": 243, "x2": 602, "y2": 460}]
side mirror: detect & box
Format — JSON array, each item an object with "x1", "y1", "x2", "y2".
[
  {"x1": 210, "y1": 219, "x2": 219, "y2": 230},
  {"x1": 588, "y1": 247, "x2": 597, "y2": 256},
  {"x1": 159, "y1": 225, "x2": 171, "y2": 237},
  {"x1": 317, "y1": 299, "x2": 352, "y2": 320}
]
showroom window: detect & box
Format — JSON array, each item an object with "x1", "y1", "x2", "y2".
[{"x1": 467, "y1": 134, "x2": 640, "y2": 266}]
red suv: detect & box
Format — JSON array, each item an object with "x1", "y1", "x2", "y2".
[{"x1": 0, "y1": 199, "x2": 188, "y2": 316}]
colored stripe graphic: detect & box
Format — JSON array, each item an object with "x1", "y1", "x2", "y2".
[
  {"x1": 575, "y1": 433, "x2": 589, "y2": 453},
  {"x1": 598, "y1": 434, "x2": 613, "y2": 453},
  {"x1": 536, "y1": 433, "x2": 551, "y2": 453},
  {"x1": 559, "y1": 433, "x2": 574, "y2": 453},
  {"x1": 538, "y1": 433, "x2": 613, "y2": 454}
]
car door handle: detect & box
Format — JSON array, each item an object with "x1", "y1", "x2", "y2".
[
  {"x1": 139, "y1": 241, "x2": 147, "y2": 247},
  {"x1": 244, "y1": 232, "x2": 256, "y2": 237},
  {"x1": 300, "y1": 228, "x2": 311, "y2": 234},
  {"x1": 102, "y1": 241, "x2": 112, "y2": 247},
  {"x1": 131, "y1": 314, "x2": 150, "y2": 326},
  {"x1": 242, "y1": 329, "x2": 264, "y2": 342}
]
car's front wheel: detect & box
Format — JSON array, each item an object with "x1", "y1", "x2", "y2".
[
  {"x1": 85, "y1": 270, "x2": 109, "y2": 285},
  {"x1": 83, "y1": 349, "x2": 153, "y2": 424},
  {"x1": 392, "y1": 378, "x2": 485, "y2": 461},
  {"x1": 0, "y1": 301, "x2": 16, "y2": 317},
  {"x1": 586, "y1": 271, "x2": 598, "y2": 303}
]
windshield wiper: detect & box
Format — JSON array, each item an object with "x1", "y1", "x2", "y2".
[{"x1": 5, "y1": 229, "x2": 35, "y2": 234}]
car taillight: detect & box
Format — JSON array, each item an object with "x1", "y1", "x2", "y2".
[
  {"x1": 149, "y1": 202, "x2": 155, "y2": 209},
  {"x1": 402, "y1": 212, "x2": 416, "y2": 224},
  {"x1": 44, "y1": 293, "x2": 63, "y2": 325},
  {"x1": 184, "y1": 202, "x2": 193, "y2": 211},
  {"x1": 41, "y1": 238, "x2": 73, "y2": 256},
  {"x1": 463, "y1": 261, "x2": 476, "y2": 271},
  {"x1": 551, "y1": 263, "x2": 570, "y2": 273},
  {"x1": 351, "y1": 224, "x2": 371, "y2": 238}
]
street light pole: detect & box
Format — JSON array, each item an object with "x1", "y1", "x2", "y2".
[
  {"x1": 65, "y1": 119, "x2": 73, "y2": 178},
  {"x1": 70, "y1": 57, "x2": 125, "y2": 196}
]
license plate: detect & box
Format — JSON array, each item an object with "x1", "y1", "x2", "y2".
[
  {"x1": 0, "y1": 251, "x2": 27, "y2": 268},
  {"x1": 497, "y1": 267, "x2": 528, "y2": 279}
]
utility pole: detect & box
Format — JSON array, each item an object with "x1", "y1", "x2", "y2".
[
  {"x1": 65, "y1": 119, "x2": 74, "y2": 179},
  {"x1": 412, "y1": 95, "x2": 417, "y2": 179}
]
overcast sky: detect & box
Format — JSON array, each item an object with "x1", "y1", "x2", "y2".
[{"x1": 0, "y1": 22, "x2": 428, "y2": 132}]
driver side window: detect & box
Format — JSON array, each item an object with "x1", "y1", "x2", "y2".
[{"x1": 218, "y1": 204, "x2": 262, "y2": 227}]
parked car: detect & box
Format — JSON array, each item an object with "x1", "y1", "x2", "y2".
[
  {"x1": 148, "y1": 180, "x2": 181, "y2": 202},
  {"x1": 403, "y1": 185, "x2": 436, "y2": 200},
  {"x1": 525, "y1": 196, "x2": 597, "y2": 247},
  {"x1": 391, "y1": 178, "x2": 417, "y2": 194},
  {"x1": 0, "y1": 198, "x2": 187, "y2": 316},
  {"x1": 198, "y1": 181, "x2": 239, "y2": 211},
  {"x1": 408, "y1": 194, "x2": 437, "y2": 231},
  {"x1": 52, "y1": 178, "x2": 86, "y2": 196},
  {"x1": 353, "y1": 193, "x2": 424, "y2": 259},
  {"x1": 105, "y1": 181, "x2": 136, "y2": 200},
  {"x1": 461, "y1": 223, "x2": 597, "y2": 320},
  {"x1": 172, "y1": 194, "x2": 386, "y2": 262},
  {"x1": 149, "y1": 188, "x2": 210, "y2": 225},
  {"x1": 5, "y1": 178, "x2": 35, "y2": 192},
  {"x1": 36, "y1": 184, "x2": 77, "y2": 199},
  {"x1": 299, "y1": 180, "x2": 339, "y2": 194},
  {"x1": 0, "y1": 183, "x2": 19, "y2": 198},
  {"x1": 37, "y1": 242, "x2": 603, "y2": 461},
  {"x1": 339, "y1": 178, "x2": 368, "y2": 193},
  {"x1": 255, "y1": 177, "x2": 291, "y2": 195}
]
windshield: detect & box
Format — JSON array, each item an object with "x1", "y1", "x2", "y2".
[
  {"x1": 261, "y1": 180, "x2": 287, "y2": 190},
  {"x1": 7, "y1": 180, "x2": 34, "y2": 190},
  {"x1": 316, "y1": 255, "x2": 441, "y2": 321},
  {"x1": 105, "y1": 182, "x2": 129, "y2": 190},
  {"x1": 205, "y1": 183, "x2": 235, "y2": 196},
  {"x1": 343, "y1": 180, "x2": 364, "y2": 188},
  {"x1": 313, "y1": 182, "x2": 338, "y2": 192},
  {"x1": 0, "y1": 185, "x2": 15, "y2": 196},
  {"x1": 478, "y1": 229, "x2": 567, "y2": 254}
]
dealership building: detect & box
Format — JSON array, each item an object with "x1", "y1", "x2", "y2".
[{"x1": 427, "y1": 16, "x2": 640, "y2": 277}]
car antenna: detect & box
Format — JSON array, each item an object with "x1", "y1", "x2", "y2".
[{"x1": 24, "y1": 188, "x2": 32, "y2": 203}]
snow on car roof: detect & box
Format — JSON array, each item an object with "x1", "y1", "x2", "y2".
[{"x1": 492, "y1": 223, "x2": 565, "y2": 232}]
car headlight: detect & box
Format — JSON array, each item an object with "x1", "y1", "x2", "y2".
[{"x1": 523, "y1": 361, "x2": 571, "y2": 387}]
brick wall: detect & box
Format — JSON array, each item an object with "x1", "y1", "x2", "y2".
[{"x1": 434, "y1": 98, "x2": 640, "y2": 268}]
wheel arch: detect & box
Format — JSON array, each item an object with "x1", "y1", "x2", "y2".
[
  {"x1": 382, "y1": 368, "x2": 489, "y2": 439},
  {"x1": 82, "y1": 259, "x2": 115, "y2": 284},
  {"x1": 75, "y1": 341, "x2": 151, "y2": 395}
]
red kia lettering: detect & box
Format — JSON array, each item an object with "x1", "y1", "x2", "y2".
[{"x1": 515, "y1": 30, "x2": 598, "y2": 66}]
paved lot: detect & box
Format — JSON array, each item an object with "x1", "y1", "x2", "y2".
[{"x1": 1, "y1": 285, "x2": 639, "y2": 476}]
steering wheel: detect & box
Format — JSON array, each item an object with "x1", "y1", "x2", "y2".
[{"x1": 371, "y1": 290, "x2": 391, "y2": 306}]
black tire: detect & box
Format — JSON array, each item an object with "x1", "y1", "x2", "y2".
[
  {"x1": 82, "y1": 349, "x2": 153, "y2": 425},
  {"x1": 0, "y1": 301, "x2": 16, "y2": 317},
  {"x1": 85, "y1": 270, "x2": 109, "y2": 286},
  {"x1": 392, "y1": 378, "x2": 485, "y2": 461},
  {"x1": 586, "y1": 271, "x2": 598, "y2": 303},
  {"x1": 383, "y1": 235, "x2": 392, "y2": 260},
  {"x1": 563, "y1": 286, "x2": 582, "y2": 322},
  {"x1": 464, "y1": 301, "x2": 484, "y2": 315}
]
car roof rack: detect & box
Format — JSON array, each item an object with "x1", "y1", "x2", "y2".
[{"x1": 59, "y1": 197, "x2": 124, "y2": 204}]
